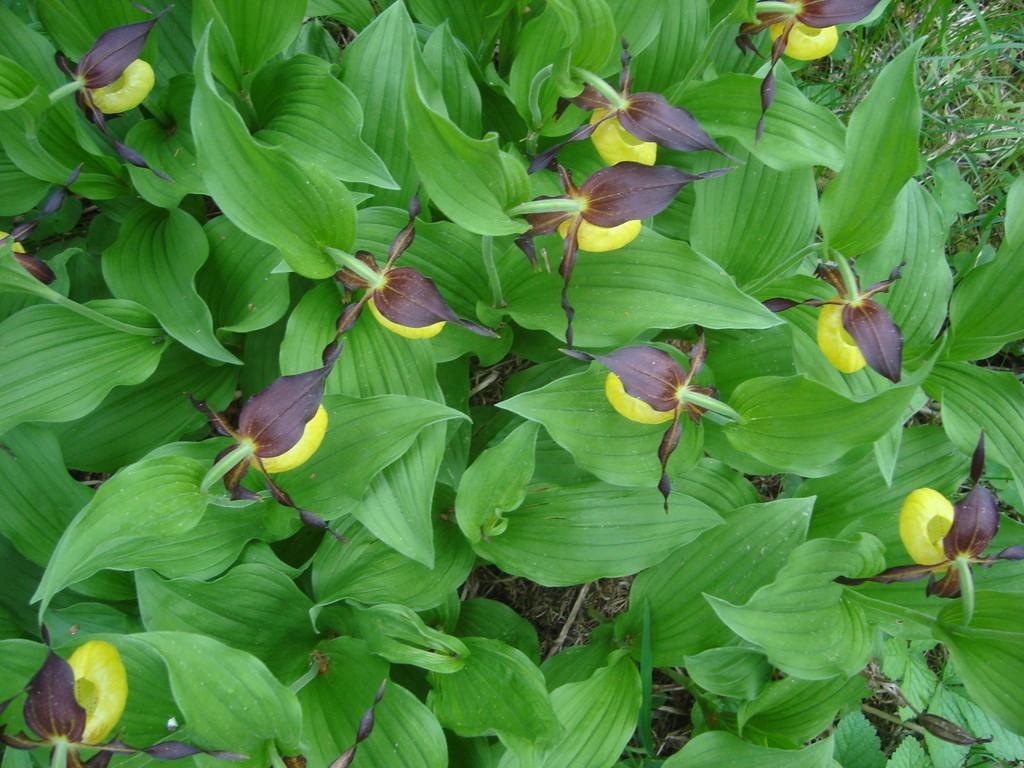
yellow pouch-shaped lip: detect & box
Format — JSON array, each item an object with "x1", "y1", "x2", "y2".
[
  {"x1": 89, "y1": 59, "x2": 154, "y2": 114},
  {"x1": 261, "y1": 404, "x2": 329, "y2": 474},
  {"x1": 899, "y1": 488, "x2": 955, "y2": 565},
  {"x1": 605, "y1": 372, "x2": 675, "y2": 424},
  {"x1": 68, "y1": 640, "x2": 127, "y2": 744},
  {"x1": 816, "y1": 303, "x2": 866, "y2": 373},
  {"x1": 590, "y1": 110, "x2": 658, "y2": 166},
  {"x1": 770, "y1": 22, "x2": 839, "y2": 61}
]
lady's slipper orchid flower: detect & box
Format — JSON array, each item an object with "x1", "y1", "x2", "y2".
[
  {"x1": 193, "y1": 345, "x2": 341, "y2": 534},
  {"x1": 529, "y1": 43, "x2": 726, "y2": 172},
  {"x1": 839, "y1": 436, "x2": 1024, "y2": 623},
  {"x1": 0, "y1": 632, "x2": 241, "y2": 766},
  {"x1": 566, "y1": 339, "x2": 738, "y2": 510},
  {"x1": 53, "y1": 10, "x2": 170, "y2": 178},
  {"x1": 515, "y1": 162, "x2": 729, "y2": 346},
  {"x1": 736, "y1": 0, "x2": 884, "y2": 137},
  {"x1": 331, "y1": 197, "x2": 497, "y2": 341},
  {"x1": 766, "y1": 262, "x2": 904, "y2": 382}
]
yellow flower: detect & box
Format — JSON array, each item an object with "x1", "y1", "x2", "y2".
[
  {"x1": 816, "y1": 303, "x2": 866, "y2": 373},
  {"x1": 899, "y1": 488, "x2": 955, "y2": 565},
  {"x1": 89, "y1": 59, "x2": 155, "y2": 114},
  {"x1": 604, "y1": 373, "x2": 674, "y2": 424},
  {"x1": 260, "y1": 404, "x2": 329, "y2": 473},
  {"x1": 589, "y1": 110, "x2": 657, "y2": 166},
  {"x1": 367, "y1": 296, "x2": 446, "y2": 339},
  {"x1": 68, "y1": 640, "x2": 128, "y2": 744},
  {"x1": 770, "y1": 22, "x2": 839, "y2": 61},
  {"x1": 557, "y1": 218, "x2": 642, "y2": 253}
]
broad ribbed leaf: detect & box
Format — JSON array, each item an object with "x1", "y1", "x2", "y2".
[
  {"x1": 103, "y1": 205, "x2": 239, "y2": 363},
  {"x1": 678, "y1": 74, "x2": 846, "y2": 171},
  {"x1": 474, "y1": 480, "x2": 721, "y2": 586},
  {"x1": 684, "y1": 647, "x2": 771, "y2": 700},
  {"x1": 300, "y1": 637, "x2": 448, "y2": 768},
  {"x1": 192, "y1": 29, "x2": 354, "y2": 278},
  {"x1": 709, "y1": 535, "x2": 884, "y2": 679},
  {"x1": 663, "y1": 732, "x2": 836, "y2": 767},
  {"x1": 252, "y1": 54, "x2": 396, "y2": 188},
  {"x1": 724, "y1": 375, "x2": 917, "y2": 475},
  {"x1": 820, "y1": 42, "x2": 923, "y2": 255},
  {"x1": 502, "y1": 229, "x2": 780, "y2": 348},
  {"x1": 0, "y1": 301, "x2": 165, "y2": 433},
  {"x1": 422, "y1": 23, "x2": 482, "y2": 135},
  {"x1": 137, "y1": 564, "x2": 317, "y2": 679},
  {"x1": 313, "y1": 515, "x2": 474, "y2": 612},
  {"x1": 947, "y1": 237, "x2": 1024, "y2": 360},
  {"x1": 429, "y1": 637, "x2": 561, "y2": 762},
  {"x1": 32, "y1": 456, "x2": 208, "y2": 614},
  {"x1": 629, "y1": 0, "x2": 708, "y2": 94},
  {"x1": 934, "y1": 592, "x2": 1024, "y2": 736},
  {"x1": 739, "y1": 674, "x2": 868, "y2": 745},
  {"x1": 0, "y1": 55, "x2": 38, "y2": 111},
  {"x1": 618, "y1": 498, "x2": 811, "y2": 665}
]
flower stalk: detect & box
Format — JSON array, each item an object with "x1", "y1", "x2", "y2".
[
  {"x1": 201, "y1": 442, "x2": 254, "y2": 494},
  {"x1": 326, "y1": 247, "x2": 386, "y2": 290}
]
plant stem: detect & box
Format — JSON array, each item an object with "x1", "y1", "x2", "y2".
[
  {"x1": 755, "y1": 1, "x2": 800, "y2": 15},
  {"x1": 571, "y1": 68, "x2": 628, "y2": 110},
  {"x1": 325, "y1": 247, "x2": 385, "y2": 290},
  {"x1": 861, "y1": 704, "x2": 929, "y2": 735},
  {"x1": 289, "y1": 660, "x2": 320, "y2": 694},
  {"x1": 527, "y1": 64, "x2": 554, "y2": 130},
  {"x1": 680, "y1": 390, "x2": 741, "y2": 423},
  {"x1": 480, "y1": 236, "x2": 505, "y2": 307},
  {"x1": 955, "y1": 558, "x2": 975, "y2": 627},
  {"x1": 507, "y1": 198, "x2": 582, "y2": 217},
  {"x1": 834, "y1": 252, "x2": 861, "y2": 302},
  {"x1": 51, "y1": 741, "x2": 69, "y2": 768},
  {"x1": 201, "y1": 442, "x2": 253, "y2": 494},
  {"x1": 267, "y1": 743, "x2": 288, "y2": 768},
  {"x1": 48, "y1": 79, "x2": 84, "y2": 104}
]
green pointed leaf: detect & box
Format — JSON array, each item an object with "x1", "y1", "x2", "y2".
[
  {"x1": 103, "y1": 205, "x2": 240, "y2": 364},
  {"x1": 820, "y1": 42, "x2": 923, "y2": 255},
  {"x1": 409, "y1": 0, "x2": 507, "y2": 61},
  {"x1": 422, "y1": 22, "x2": 483, "y2": 136},
  {"x1": 724, "y1": 375, "x2": 918, "y2": 475},
  {"x1": 191, "y1": 0, "x2": 306, "y2": 84},
  {"x1": 502, "y1": 229, "x2": 781, "y2": 347},
  {"x1": 456, "y1": 421, "x2": 539, "y2": 543},
  {"x1": 709, "y1": 535, "x2": 885, "y2": 679},
  {"x1": 192, "y1": 29, "x2": 354, "y2": 278},
  {"x1": 500, "y1": 653, "x2": 641, "y2": 768},
  {"x1": 475, "y1": 480, "x2": 721, "y2": 587},
  {"x1": 0, "y1": 55, "x2": 38, "y2": 111},
  {"x1": 678, "y1": 74, "x2": 846, "y2": 171},
  {"x1": 684, "y1": 646, "x2": 771, "y2": 700},
  {"x1": 933, "y1": 592, "x2": 1024, "y2": 736},
  {"x1": 456, "y1": 599, "x2": 541, "y2": 666},
  {"x1": 137, "y1": 631, "x2": 303, "y2": 764},
  {"x1": 499, "y1": 364, "x2": 703, "y2": 488},
  {"x1": 947, "y1": 237, "x2": 1024, "y2": 360},
  {"x1": 340, "y1": 2, "x2": 420, "y2": 206},
  {"x1": 739, "y1": 674, "x2": 868, "y2": 745},
  {"x1": 429, "y1": 637, "x2": 561, "y2": 761},
  {"x1": 252, "y1": 54, "x2": 396, "y2": 188},
  {"x1": 197, "y1": 215, "x2": 290, "y2": 334},
  {"x1": 341, "y1": 602, "x2": 469, "y2": 673},
  {"x1": 619, "y1": 498, "x2": 812, "y2": 665},
  {"x1": 404, "y1": 58, "x2": 529, "y2": 236},
  {"x1": 0, "y1": 424, "x2": 92, "y2": 566},
  {"x1": 629, "y1": 1, "x2": 707, "y2": 94},
  {"x1": 137, "y1": 564, "x2": 318, "y2": 679},
  {"x1": 313, "y1": 515, "x2": 474, "y2": 612},
  {"x1": 690, "y1": 144, "x2": 817, "y2": 291},
  {"x1": 663, "y1": 732, "x2": 837, "y2": 767},
  {"x1": 299, "y1": 637, "x2": 448, "y2": 768},
  {"x1": 0, "y1": 301, "x2": 166, "y2": 434}
]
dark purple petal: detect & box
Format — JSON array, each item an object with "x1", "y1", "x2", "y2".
[
  {"x1": 0, "y1": 729, "x2": 43, "y2": 750},
  {"x1": 529, "y1": 121, "x2": 601, "y2": 174},
  {"x1": 763, "y1": 298, "x2": 804, "y2": 312},
  {"x1": 915, "y1": 714, "x2": 991, "y2": 746},
  {"x1": 798, "y1": 0, "x2": 884, "y2": 26},
  {"x1": 522, "y1": 197, "x2": 576, "y2": 236},
  {"x1": 944, "y1": 485, "x2": 999, "y2": 560},
  {"x1": 334, "y1": 297, "x2": 368, "y2": 336},
  {"x1": 101, "y1": 739, "x2": 247, "y2": 761},
  {"x1": 329, "y1": 680, "x2": 386, "y2": 768},
  {"x1": 842, "y1": 300, "x2": 903, "y2": 382},
  {"x1": 12, "y1": 251, "x2": 57, "y2": 285},
  {"x1": 814, "y1": 263, "x2": 852, "y2": 296},
  {"x1": 336, "y1": 251, "x2": 380, "y2": 290},
  {"x1": 85, "y1": 751, "x2": 113, "y2": 768},
  {"x1": 970, "y1": 432, "x2": 985, "y2": 485},
  {"x1": 384, "y1": 195, "x2": 420, "y2": 269},
  {"x1": 372, "y1": 267, "x2": 496, "y2": 337},
  {"x1": 23, "y1": 651, "x2": 86, "y2": 741},
  {"x1": 836, "y1": 562, "x2": 943, "y2": 586},
  {"x1": 112, "y1": 138, "x2": 171, "y2": 181},
  {"x1": 862, "y1": 262, "x2": 903, "y2": 298},
  {"x1": 76, "y1": 7, "x2": 171, "y2": 88},
  {"x1": 189, "y1": 397, "x2": 237, "y2": 439},
  {"x1": 756, "y1": 31, "x2": 789, "y2": 140},
  {"x1": 618, "y1": 40, "x2": 632, "y2": 95},
  {"x1": 571, "y1": 83, "x2": 613, "y2": 111},
  {"x1": 686, "y1": 334, "x2": 708, "y2": 383},
  {"x1": 619, "y1": 92, "x2": 726, "y2": 155},
  {"x1": 657, "y1": 414, "x2": 683, "y2": 512},
  {"x1": 580, "y1": 163, "x2": 731, "y2": 227},
  {"x1": 238, "y1": 363, "x2": 335, "y2": 458},
  {"x1": 995, "y1": 545, "x2": 1024, "y2": 561},
  {"x1": 217, "y1": 446, "x2": 252, "y2": 496},
  {"x1": 594, "y1": 345, "x2": 686, "y2": 411},
  {"x1": 926, "y1": 568, "x2": 961, "y2": 598},
  {"x1": 558, "y1": 218, "x2": 582, "y2": 348}
]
